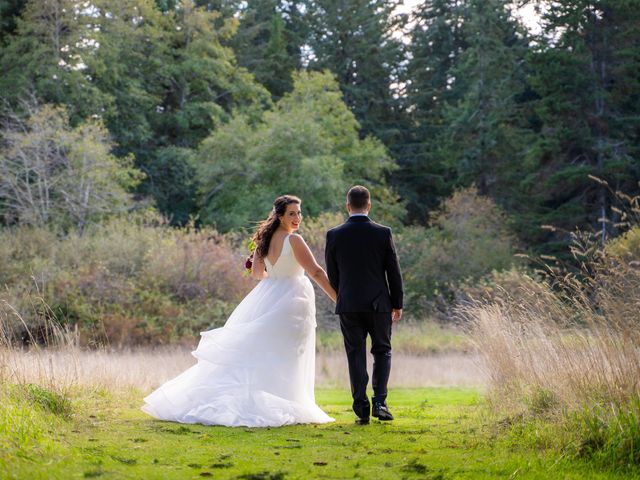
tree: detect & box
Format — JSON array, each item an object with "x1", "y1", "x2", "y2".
[
  {"x1": 229, "y1": 0, "x2": 306, "y2": 100},
  {"x1": 522, "y1": 0, "x2": 640, "y2": 252},
  {"x1": 88, "y1": 0, "x2": 270, "y2": 224},
  {"x1": 0, "y1": 102, "x2": 143, "y2": 231},
  {"x1": 0, "y1": 0, "x2": 270, "y2": 225},
  {"x1": 400, "y1": 0, "x2": 469, "y2": 222},
  {"x1": 303, "y1": 0, "x2": 406, "y2": 147},
  {"x1": 442, "y1": 0, "x2": 532, "y2": 197},
  {"x1": 196, "y1": 70, "x2": 403, "y2": 231},
  {"x1": 0, "y1": 0, "x2": 111, "y2": 123},
  {"x1": 0, "y1": 0, "x2": 26, "y2": 45}
]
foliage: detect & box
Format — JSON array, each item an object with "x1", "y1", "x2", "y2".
[
  {"x1": 302, "y1": 0, "x2": 406, "y2": 148},
  {"x1": 0, "y1": 0, "x2": 112, "y2": 123},
  {"x1": 229, "y1": 0, "x2": 306, "y2": 100},
  {"x1": 518, "y1": 0, "x2": 640, "y2": 253},
  {"x1": 0, "y1": 0, "x2": 25, "y2": 45},
  {"x1": 396, "y1": 186, "x2": 518, "y2": 315},
  {"x1": 197, "y1": 70, "x2": 403, "y2": 231},
  {"x1": 0, "y1": 0, "x2": 271, "y2": 226},
  {"x1": 441, "y1": 0, "x2": 533, "y2": 199},
  {"x1": 399, "y1": 0, "x2": 468, "y2": 222},
  {"x1": 88, "y1": 0, "x2": 271, "y2": 224},
  {"x1": 0, "y1": 215, "x2": 254, "y2": 347},
  {"x1": 0, "y1": 102, "x2": 143, "y2": 231},
  {"x1": 606, "y1": 226, "x2": 640, "y2": 261},
  {"x1": 0, "y1": 0, "x2": 638, "y2": 257}
]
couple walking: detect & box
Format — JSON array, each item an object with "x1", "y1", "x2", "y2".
[{"x1": 142, "y1": 185, "x2": 404, "y2": 427}]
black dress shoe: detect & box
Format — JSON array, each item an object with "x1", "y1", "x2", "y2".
[
  {"x1": 372, "y1": 403, "x2": 394, "y2": 421},
  {"x1": 355, "y1": 416, "x2": 370, "y2": 425}
]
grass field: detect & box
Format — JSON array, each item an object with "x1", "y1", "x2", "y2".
[{"x1": 2, "y1": 386, "x2": 636, "y2": 480}]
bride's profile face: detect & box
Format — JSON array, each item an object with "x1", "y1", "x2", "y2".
[{"x1": 280, "y1": 203, "x2": 302, "y2": 232}]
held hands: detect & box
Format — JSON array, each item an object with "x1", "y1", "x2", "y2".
[{"x1": 391, "y1": 308, "x2": 403, "y2": 323}]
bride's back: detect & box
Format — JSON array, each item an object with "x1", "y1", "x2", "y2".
[{"x1": 264, "y1": 234, "x2": 304, "y2": 278}]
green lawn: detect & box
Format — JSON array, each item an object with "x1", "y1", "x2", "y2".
[{"x1": 1, "y1": 387, "x2": 637, "y2": 479}]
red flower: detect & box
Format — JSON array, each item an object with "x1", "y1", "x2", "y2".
[{"x1": 245, "y1": 253, "x2": 253, "y2": 271}]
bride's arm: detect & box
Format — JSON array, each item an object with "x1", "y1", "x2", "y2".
[
  {"x1": 251, "y1": 252, "x2": 268, "y2": 280},
  {"x1": 289, "y1": 234, "x2": 337, "y2": 302}
]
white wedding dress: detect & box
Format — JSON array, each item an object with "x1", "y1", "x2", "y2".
[{"x1": 142, "y1": 234, "x2": 334, "y2": 427}]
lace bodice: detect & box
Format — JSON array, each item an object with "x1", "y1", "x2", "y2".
[{"x1": 264, "y1": 235, "x2": 304, "y2": 279}]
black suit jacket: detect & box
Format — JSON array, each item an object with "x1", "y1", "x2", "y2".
[{"x1": 325, "y1": 216, "x2": 403, "y2": 314}]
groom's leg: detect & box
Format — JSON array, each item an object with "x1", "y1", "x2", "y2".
[
  {"x1": 369, "y1": 312, "x2": 392, "y2": 405},
  {"x1": 339, "y1": 313, "x2": 370, "y2": 418}
]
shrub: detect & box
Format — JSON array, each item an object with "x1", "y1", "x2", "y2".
[
  {"x1": 0, "y1": 215, "x2": 253, "y2": 347},
  {"x1": 396, "y1": 186, "x2": 519, "y2": 317}
]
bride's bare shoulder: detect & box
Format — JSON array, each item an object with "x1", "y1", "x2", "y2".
[
  {"x1": 289, "y1": 233, "x2": 304, "y2": 242},
  {"x1": 288, "y1": 233, "x2": 307, "y2": 249}
]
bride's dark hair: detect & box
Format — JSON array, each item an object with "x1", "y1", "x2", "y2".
[{"x1": 252, "y1": 195, "x2": 301, "y2": 259}]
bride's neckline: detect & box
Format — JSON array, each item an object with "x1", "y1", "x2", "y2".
[{"x1": 265, "y1": 233, "x2": 291, "y2": 267}]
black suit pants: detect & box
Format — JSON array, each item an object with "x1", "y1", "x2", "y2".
[{"x1": 339, "y1": 312, "x2": 392, "y2": 418}]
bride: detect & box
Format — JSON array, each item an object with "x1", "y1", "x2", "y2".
[{"x1": 142, "y1": 195, "x2": 337, "y2": 427}]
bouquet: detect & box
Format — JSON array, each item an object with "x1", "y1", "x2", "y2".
[{"x1": 244, "y1": 239, "x2": 256, "y2": 273}]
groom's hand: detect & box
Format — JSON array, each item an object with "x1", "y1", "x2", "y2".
[{"x1": 391, "y1": 309, "x2": 402, "y2": 323}]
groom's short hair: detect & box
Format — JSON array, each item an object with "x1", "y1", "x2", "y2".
[{"x1": 347, "y1": 185, "x2": 370, "y2": 210}]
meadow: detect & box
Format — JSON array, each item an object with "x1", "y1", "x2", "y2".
[
  {"x1": 1, "y1": 1, "x2": 639, "y2": 477},
  {"x1": 0, "y1": 322, "x2": 637, "y2": 479},
  {"x1": 1, "y1": 197, "x2": 640, "y2": 479}
]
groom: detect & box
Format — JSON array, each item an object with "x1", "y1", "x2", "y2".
[{"x1": 325, "y1": 185, "x2": 404, "y2": 425}]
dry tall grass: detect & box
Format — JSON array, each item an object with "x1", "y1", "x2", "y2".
[
  {"x1": 463, "y1": 228, "x2": 640, "y2": 411},
  {"x1": 464, "y1": 295, "x2": 640, "y2": 410},
  {"x1": 0, "y1": 297, "x2": 484, "y2": 393},
  {"x1": 0, "y1": 346, "x2": 485, "y2": 392},
  {"x1": 462, "y1": 187, "x2": 640, "y2": 467}
]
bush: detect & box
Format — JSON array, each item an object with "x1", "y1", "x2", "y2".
[
  {"x1": 0, "y1": 214, "x2": 254, "y2": 347},
  {"x1": 396, "y1": 186, "x2": 519, "y2": 317}
]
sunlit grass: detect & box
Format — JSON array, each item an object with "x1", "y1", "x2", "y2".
[{"x1": 1, "y1": 386, "x2": 629, "y2": 480}]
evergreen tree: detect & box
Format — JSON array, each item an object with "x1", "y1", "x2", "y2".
[
  {"x1": 401, "y1": 0, "x2": 469, "y2": 222},
  {"x1": 0, "y1": 0, "x2": 26, "y2": 45},
  {"x1": 230, "y1": 0, "x2": 306, "y2": 99},
  {"x1": 402, "y1": 0, "x2": 533, "y2": 224},
  {"x1": 523, "y1": 0, "x2": 640, "y2": 251},
  {"x1": 88, "y1": 0, "x2": 269, "y2": 224},
  {"x1": 0, "y1": 0, "x2": 111, "y2": 122},
  {"x1": 303, "y1": 0, "x2": 406, "y2": 147},
  {"x1": 442, "y1": 0, "x2": 532, "y2": 200}
]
